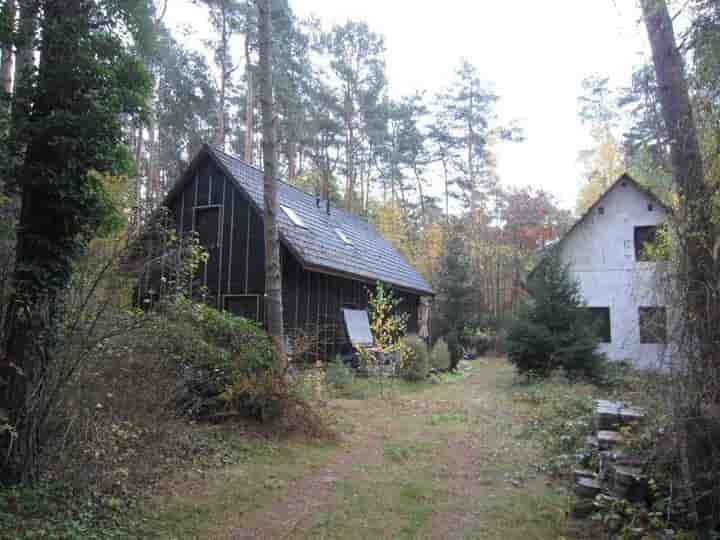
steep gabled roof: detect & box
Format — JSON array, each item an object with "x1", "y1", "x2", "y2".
[
  {"x1": 527, "y1": 173, "x2": 670, "y2": 281},
  {"x1": 559, "y1": 173, "x2": 670, "y2": 249},
  {"x1": 167, "y1": 145, "x2": 434, "y2": 296}
]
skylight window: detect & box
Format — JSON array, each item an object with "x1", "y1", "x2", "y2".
[
  {"x1": 281, "y1": 205, "x2": 306, "y2": 228},
  {"x1": 335, "y1": 229, "x2": 353, "y2": 245}
]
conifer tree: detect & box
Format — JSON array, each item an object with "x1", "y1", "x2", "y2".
[{"x1": 506, "y1": 252, "x2": 604, "y2": 378}]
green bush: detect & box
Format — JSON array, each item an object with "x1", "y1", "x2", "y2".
[
  {"x1": 516, "y1": 373, "x2": 595, "y2": 475},
  {"x1": 446, "y1": 330, "x2": 463, "y2": 370},
  {"x1": 325, "y1": 357, "x2": 355, "y2": 392},
  {"x1": 507, "y1": 252, "x2": 606, "y2": 380},
  {"x1": 430, "y1": 338, "x2": 451, "y2": 371},
  {"x1": 399, "y1": 334, "x2": 430, "y2": 381},
  {"x1": 143, "y1": 298, "x2": 279, "y2": 419}
]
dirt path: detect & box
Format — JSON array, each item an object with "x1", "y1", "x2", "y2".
[{"x1": 146, "y1": 358, "x2": 574, "y2": 540}]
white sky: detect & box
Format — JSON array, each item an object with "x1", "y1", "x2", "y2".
[{"x1": 167, "y1": 0, "x2": 651, "y2": 212}]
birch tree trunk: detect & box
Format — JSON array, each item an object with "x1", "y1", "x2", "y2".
[{"x1": 256, "y1": 0, "x2": 285, "y2": 360}]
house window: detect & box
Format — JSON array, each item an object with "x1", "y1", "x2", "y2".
[
  {"x1": 224, "y1": 295, "x2": 261, "y2": 321},
  {"x1": 194, "y1": 206, "x2": 220, "y2": 249},
  {"x1": 335, "y1": 229, "x2": 353, "y2": 245},
  {"x1": 586, "y1": 307, "x2": 611, "y2": 343},
  {"x1": 639, "y1": 306, "x2": 667, "y2": 344},
  {"x1": 281, "y1": 205, "x2": 306, "y2": 228},
  {"x1": 634, "y1": 225, "x2": 657, "y2": 261},
  {"x1": 598, "y1": 206, "x2": 605, "y2": 215}
]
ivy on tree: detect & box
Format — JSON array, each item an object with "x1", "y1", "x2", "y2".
[{"x1": 0, "y1": 0, "x2": 151, "y2": 484}]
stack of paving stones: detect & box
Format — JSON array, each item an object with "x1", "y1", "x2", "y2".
[{"x1": 574, "y1": 399, "x2": 646, "y2": 503}]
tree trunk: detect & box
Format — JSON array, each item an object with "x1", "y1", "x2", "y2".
[
  {"x1": 256, "y1": 0, "x2": 285, "y2": 361},
  {"x1": 286, "y1": 139, "x2": 296, "y2": 181},
  {"x1": 244, "y1": 32, "x2": 254, "y2": 163},
  {"x1": 13, "y1": 0, "x2": 36, "y2": 90},
  {"x1": 641, "y1": 0, "x2": 716, "y2": 533},
  {"x1": 214, "y1": 2, "x2": 228, "y2": 147},
  {"x1": 0, "y1": 0, "x2": 16, "y2": 94},
  {"x1": 1, "y1": 0, "x2": 84, "y2": 484},
  {"x1": 641, "y1": 0, "x2": 711, "y2": 283}
]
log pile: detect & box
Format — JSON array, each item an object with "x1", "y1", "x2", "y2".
[{"x1": 574, "y1": 399, "x2": 647, "y2": 503}]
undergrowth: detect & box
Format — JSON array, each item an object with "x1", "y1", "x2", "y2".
[{"x1": 514, "y1": 372, "x2": 596, "y2": 476}]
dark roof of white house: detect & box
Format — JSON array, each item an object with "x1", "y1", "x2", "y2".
[{"x1": 169, "y1": 145, "x2": 434, "y2": 296}]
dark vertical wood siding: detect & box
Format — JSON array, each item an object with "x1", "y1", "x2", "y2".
[{"x1": 167, "y1": 157, "x2": 423, "y2": 361}]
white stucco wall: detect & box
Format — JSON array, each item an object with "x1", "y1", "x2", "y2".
[{"x1": 558, "y1": 180, "x2": 673, "y2": 369}]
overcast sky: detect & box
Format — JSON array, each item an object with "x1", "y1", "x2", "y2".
[{"x1": 167, "y1": 1, "x2": 651, "y2": 212}]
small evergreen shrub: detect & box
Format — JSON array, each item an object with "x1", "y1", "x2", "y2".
[
  {"x1": 399, "y1": 334, "x2": 430, "y2": 381},
  {"x1": 446, "y1": 330, "x2": 463, "y2": 370},
  {"x1": 506, "y1": 252, "x2": 606, "y2": 380},
  {"x1": 325, "y1": 356, "x2": 355, "y2": 392},
  {"x1": 430, "y1": 338, "x2": 451, "y2": 371}
]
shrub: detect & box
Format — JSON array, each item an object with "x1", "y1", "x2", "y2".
[
  {"x1": 430, "y1": 338, "x2": 451, "y2": 371},
  {"x1": 399, "y1": 334, "x2": 430, "y2": 381},
  {"x1": 507, "y1": 252, "x2": 606, "y2": 380},
  {"x1": 516, "y1": 373, "x2": 595, "y2": 475},
  {"x1": 367, "y1": 282, "x2": 409, "y2": 351},
  {"x1": 446, "y1": 330, "x2": 463, "y2": 370},
  {"x1": 142, "y1": 298, "x2": 279, "y2": 419},
  {"x1": 325, "y1": 356, "x2": 355, "y2": 392}
]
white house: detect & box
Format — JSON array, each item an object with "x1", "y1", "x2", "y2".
[{"x1": 553, "y1": 174, "x2": 673, "y2": 369}]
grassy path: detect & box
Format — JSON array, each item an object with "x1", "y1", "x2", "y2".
[{"x1": 144, "y1": 358, "x2": 576, "y2": 539}]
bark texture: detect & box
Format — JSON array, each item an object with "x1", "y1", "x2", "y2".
[
  {"x1": 256, "y1": 0, "x2": 285, "y2": 358},
  {"x1": 0, "y1": 0, "x2": 16, "y2": 94},
  {"x1": 1, "y1": 0, "x2": 84, "y2": 483}
]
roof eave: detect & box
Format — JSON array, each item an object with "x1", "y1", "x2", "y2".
[{"x1": 302, "y1": 262, "x2": 434, "y2": 297}]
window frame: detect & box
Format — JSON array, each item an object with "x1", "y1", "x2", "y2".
[
  {"x1": 335, "y1": 228, "x2": 353, "y2": 245},
  {"x1": 193, "y1": 205, "x2": 222, "y2": 250},
  {"x1": 280, "y1": 205, "x2": 307, "y2": 228},
  {"x1": 586, "y1": 306, "x2": 611, "y2": 343},
  {"x1": 223, "y1": 294, "x2": 262, "y2": 321},
  {"x1": 634, "y1": 225, "x2": 658, "y2": 261},
  {"x1": 638, "y1": 306, "x2": 667, "y2": 344}
]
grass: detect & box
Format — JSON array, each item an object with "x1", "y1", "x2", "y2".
[
  {"x1": 382, "y1": 440, "x2": 434, "y2": 463},
  {"x1": 430, "y1": 409, "x2": 468, "y2": 425},
  {"x1": 3, "y1": 358, "x2": 600, "y2": 539}
]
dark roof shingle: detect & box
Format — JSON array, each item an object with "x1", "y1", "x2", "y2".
[{"x1": 199, "y1": 146, "x2": 433, "y2": 295}]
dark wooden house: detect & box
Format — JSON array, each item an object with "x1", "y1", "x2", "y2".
[{"x1": 163, "y1": 145, "x2": 434, "y2": 359}]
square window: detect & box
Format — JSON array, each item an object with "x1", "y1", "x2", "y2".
[
  {"x1": 224, "y1": 295, "x2": 260, "y2": 321},
  {"x1": 586, "y1": 307, "x2": 611, "y2": 343},
  {"x1": 194, "y1": 207, "x2": 220, "y2": 249},
  {"x1": 335, "y1": 228, "x2": 353, "y2": 245},
  {"x1": 634, "y1": 226, "x2": 657, "y2": 261},
  {"x1": 639, "y1": 306, "x2": 667, "y2": 344},
  {"x1": 281, "y1": 205, "x2": 306, "y2": 228}
]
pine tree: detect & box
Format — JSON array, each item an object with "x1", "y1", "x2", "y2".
[
  {"x1": 437, "y1": 228, "x2": 471, "y2": 370},
  {"x1": 506, "y1": 252, "x2": 604, "y2": 378}
]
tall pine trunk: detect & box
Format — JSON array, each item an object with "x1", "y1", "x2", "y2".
[
  {"x1": 244, "y1": 31, "x2": 254, "y2": 163},
  {"x1": 214, "y1": 1, "x2": 228, "y2": 147},
  {"x1": 256, "y1": 0, "x2": 285, "y2": 360},
  {"x1": 0, "y1": 0, "x2": 16, "y2": 94},
  {"x1": 641, "y1": 0, "x2": 717, "y2": 533}
]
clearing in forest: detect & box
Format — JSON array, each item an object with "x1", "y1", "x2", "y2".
[{"x1": 142, "y1": 358, "x2": 580, "y2": 539}]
